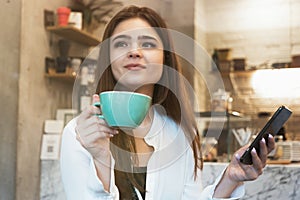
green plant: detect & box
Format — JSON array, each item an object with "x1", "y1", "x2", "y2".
[{"x1": 74, "y1": 0, "x2": 123, "y2": 25}]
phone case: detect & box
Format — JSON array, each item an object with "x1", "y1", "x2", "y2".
[{"x1": 239, "y1": 106, "x2": 292, "y2": 165}]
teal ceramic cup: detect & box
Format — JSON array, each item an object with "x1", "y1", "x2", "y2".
[{"x1": 94, "y1": 91, "x2": 152, "y2": 128}]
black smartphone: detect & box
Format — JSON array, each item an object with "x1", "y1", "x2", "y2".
[{"x1": 240, "y1": 106, "x2": 292, "y2": 165}]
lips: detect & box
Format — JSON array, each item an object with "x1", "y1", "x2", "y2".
[{"x1": 124, "y1": 63, "x2": 146, "y2": 70}]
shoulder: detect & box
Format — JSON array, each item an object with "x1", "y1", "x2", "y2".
[
  {"x1": 154, "y1": 109, "x2": 189, "y2": 147},
  {"x1": 60, "y1": 116, "x2": 91, "y2": 157},
  {"x1": 62, "y1": 117, "x2": 78, "y2": 138},
  {"x1": 61, "y1": 117, "x2": 80, "y2": 149},
  {"x1": 154, "y1": 108, "x2": 180, "y2": 131}
]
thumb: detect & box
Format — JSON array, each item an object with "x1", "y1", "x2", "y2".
[{"x1": 92, "y1": 94, "x2": 100, "y2": 104}]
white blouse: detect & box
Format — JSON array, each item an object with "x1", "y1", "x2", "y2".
[{"x1": 60, "y1": 108, "x2": 244, "y2": 200}]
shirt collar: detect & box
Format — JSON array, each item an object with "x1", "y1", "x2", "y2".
[{"x1": 144, "y1": 107, "x2": 167, "y2": 149}]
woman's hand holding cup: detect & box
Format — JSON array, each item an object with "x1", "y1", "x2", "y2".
[
  {"x1": 75, "y1": 91, "x2": 151, "y2": 164},
  {"x1": 75, "y1": 94, "x2": 119, "y2": 161}
]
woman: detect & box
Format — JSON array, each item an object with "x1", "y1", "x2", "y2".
[{"x1": 60, "y1": 5, "x2": 275, "y2": 200}]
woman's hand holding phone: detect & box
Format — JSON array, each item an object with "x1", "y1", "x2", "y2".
[
  {"x1": 226, "y1": 106, "x2": 291, "y2": 182},
  {"x1": 214, "y1": 106, "x2": 292, "y2": 198},
  {"x1": 228, "y1": 134, "x2": 275, "y2": 181},
  {"x1": 213, "y1": 135, "x2": 275, "y2": 198}
]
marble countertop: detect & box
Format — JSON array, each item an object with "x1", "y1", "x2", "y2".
[
  {"x1": 204, "y1": 161, "x2": 300, "y2": 168},
  {"x1": 202, "y1": 162, "x2": 300, "y2": 200}
]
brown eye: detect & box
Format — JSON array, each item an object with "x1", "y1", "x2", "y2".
[
  {"x1": 114, "y1": 41, "x2": 128, "y2": 48},
  {"x1": 142, "y1": 42, "x2": 156, "y2": 48}
]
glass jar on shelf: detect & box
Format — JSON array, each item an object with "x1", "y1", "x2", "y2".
[{"x1": 212, "y1": 89, "x2": 230, "y2": 112}]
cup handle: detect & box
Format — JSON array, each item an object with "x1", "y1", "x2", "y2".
[
  {"x1": 93, "y1": 102, "x2": 101, "y2": 107},
  {"x1": 95, "y1": 114, "x2": 105, "y2": 120},
  {"x1": 93, "y1": 102, "x2": 105, "y2": 120}
]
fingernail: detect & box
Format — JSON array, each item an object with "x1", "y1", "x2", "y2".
[
  {"x1": 235, "y1": 153, "x2": 240, "y2": 160},
  {"x1": 115, "y1": 130, "x2": 119, "y2": 134},
  {"x1": 110, "y1": 134, "x2": 114, "y2": 138},
  {"x1": 261, "y1": 138, "x2": 266, "y2": 144},
  {"x1": 268, "y1": 134, "x2": 273, "y2": 138},
  {"x1": 252, "y1": 148, "x2": 257, "y2": 154}
]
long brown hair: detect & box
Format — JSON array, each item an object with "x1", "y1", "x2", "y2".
[{"x1": 95, "y1": 5, "x2": 202, "y2": 198}]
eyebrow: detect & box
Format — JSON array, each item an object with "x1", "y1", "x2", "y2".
[
  {"x1": 138, "y1": 35, "x2": 158, "y2": 41},
  {"x1": 112, "y1": 34, "x2": 159, "y2": 42},
  {"x1": 112, "y1": 35, "x2": 131, "y2": 42}
]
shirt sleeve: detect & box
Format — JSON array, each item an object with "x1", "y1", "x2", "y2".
[
  {"x1": 60, "y1": 119, "x2": 119, "y2": 200},
  {"x1": 182, "y1": 148, "x2": 244, "y2": 200},
  {"x1": 200, "y1": 167, "x2": 245, "y2": 200}
]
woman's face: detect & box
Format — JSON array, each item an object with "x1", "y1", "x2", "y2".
[{"x1": 110, "y1": 18, "x2": 164, "y2": 93}]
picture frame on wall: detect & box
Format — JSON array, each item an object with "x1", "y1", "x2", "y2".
[
  {"x1": 44, "y1": 9, "x2": 55, "y2": 27},
  {"x1": 56, "y1": 109, "x2": 77, "y2": 126},
  {"x1": 64, "y1": 113, "x2": 75, "y2": 126},
  {"x1": 40, "y1": 134, "x2": 61, "y2": 160}
]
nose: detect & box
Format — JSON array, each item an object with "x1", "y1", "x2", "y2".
[{"x1": 127, "y1": 48, "x2": 142, "y2": 58}]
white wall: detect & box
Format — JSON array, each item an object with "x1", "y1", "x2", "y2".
[
  {"x1": 203, "y1": 0, "x2": 300, "y2": 66},
  {"x1": 0, "y1": 1, "x2": 21, "y2": 200},
  {"x1": 16, "y1": 1, "x2": 74, "y2": 199},
  {"x1": 194, "y1": 0, "x2": 209, "y2": 112}
]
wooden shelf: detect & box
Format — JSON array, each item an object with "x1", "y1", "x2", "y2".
[
  {"x1": 45, "y1": 73, "x2": 76, "y2": 82},
  {"x1": 196, "y1": 111, "x2": 251, "y2": 122},
  {"x1": 229, "y1": 67, "x2": 300, "y2": 77},
  {"x1": 46, "y1": 26, "x2": 101, "y2": 46},
  {"x1": 267, "y1": 159, "x2": 292, "y2": 164}
]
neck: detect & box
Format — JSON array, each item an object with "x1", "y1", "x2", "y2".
[
  {"x1": 132, "y1": 107, "x2": 153, "y2": 139},
  {"x1": 135, "y1": 84, "x2": 154, "y2": 98},
  {"x1": 116, "y1": 84, "x2": 155, "y2": 98}
]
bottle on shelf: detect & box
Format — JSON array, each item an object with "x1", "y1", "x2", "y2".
[
  {"x1": 78, "y1": 66, "x2": 91, "y2": 112},
  {"x1": 211, "y1": 89, "x2": 230, "y2": 112},
  {"x1": 211, "y1": 49, "x2": 219, "y2": 71}
]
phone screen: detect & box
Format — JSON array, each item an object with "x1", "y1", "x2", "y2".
[{"x1": 240, "y1": 106, "x2": 292, "y2": 165}]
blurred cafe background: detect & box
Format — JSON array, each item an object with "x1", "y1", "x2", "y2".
[{"x1": 1, "y1": 0, "x2": 300, "y2": 199}]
